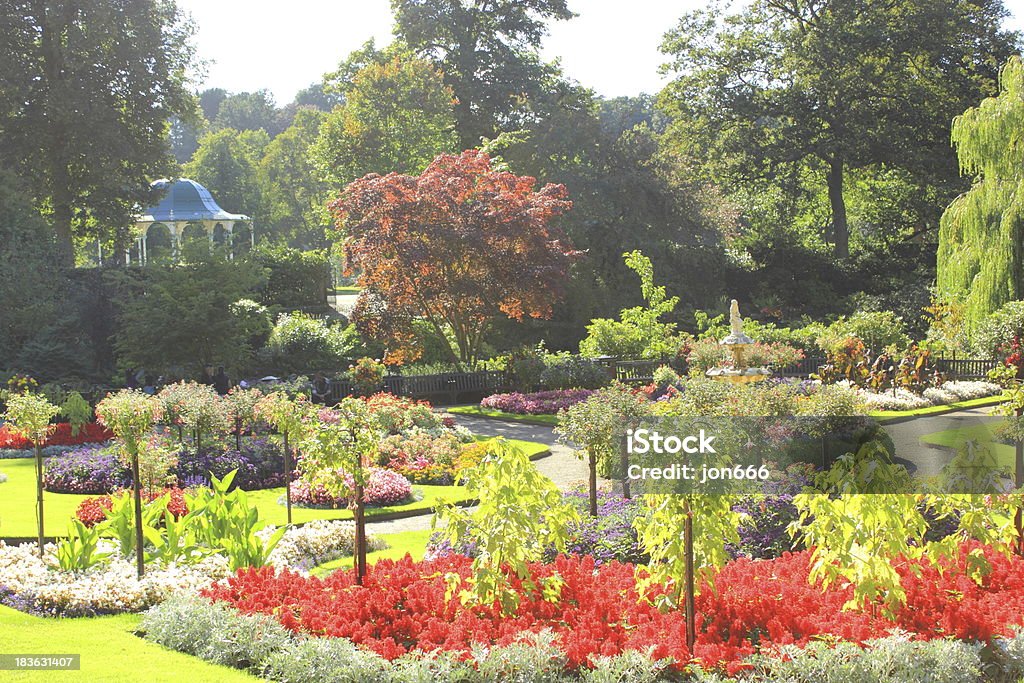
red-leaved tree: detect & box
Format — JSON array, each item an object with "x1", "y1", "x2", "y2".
[{"x1": 330, "y1": 150, "x2": 577, "y2": 364}]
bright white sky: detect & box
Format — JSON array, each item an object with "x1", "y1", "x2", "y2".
[{"x1": 175, "y1": 0, "x2": 1024, "y2": 105}]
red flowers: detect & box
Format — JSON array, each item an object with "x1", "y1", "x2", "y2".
[
  {"x1": 75, "y1": 488, "x2": 190, "y2": 527},
  {"x1": 203, "y1": 543, "x2": 1024, "y2": 671},
  {"x1": 0, "y1": 422, "x2": 112, "y2": 450}
]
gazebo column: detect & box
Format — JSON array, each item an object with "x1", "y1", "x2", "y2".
[
  {"x1": 225, "y1": 221, "x2": 235, "y2": 260},
  {"x1": 173, "y1": 222, "x2": 186, "y2": 261}
]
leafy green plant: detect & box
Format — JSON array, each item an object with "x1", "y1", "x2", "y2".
[
  {"x1": 60, "y1": 391, "x2": 92, "y2": 436},
  {"x1": 56, "y1": 518, "x2": 111, "y2": 571},
  {"x1": 187, "y1": 470, "x2": 286, "y2": 571},
  {"x1": 2, "y1": 391, "x2": 59, "y2": 557},
  {"x1": 347, "y1": 357, "x2": 386, "y2": 396},
  {"x1": 433, "y1": 439, "x2": 578, "y2": 614}
]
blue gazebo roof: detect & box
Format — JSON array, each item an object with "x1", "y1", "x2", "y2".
[{"x1": 138, "y1": 178, "x2": 249, "y2": 223}]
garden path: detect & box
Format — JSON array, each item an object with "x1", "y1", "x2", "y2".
[
  {"x1": 365, "y1": 415, "x2": 590, "y2": 534},
  {"x1": 882, "y1": 407, "x2": 1001, "y2": 478}
]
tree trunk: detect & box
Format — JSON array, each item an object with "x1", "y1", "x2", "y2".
[
  {"x1": 684, "y1": 501, "x2": 696, "y2": 653},
  {"x1": 132, "y1": 455, "x2": 145, "y2": 579},
  {"x1": 354, "y1": 486, "x2": 367, "y2": 585},
  {"x1": 235, "y1": 417, "x2": 242, "y2": 452},
  {"x1": 827, "y1": 159, "x2": 849, "y2": 260},
  {"x1": 1016, "y1": 407, "x2": 1023, "y2": 555},
  {"x1": 283, "y1": 432, "x2": 292, "y2": 525},
  {"x1": 35, "y1": 444, "x2": 45, "y2": 558},
  {"x1": 588, "y1": 452, "x2": 598, "y2": 517}
]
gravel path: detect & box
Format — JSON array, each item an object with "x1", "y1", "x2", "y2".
[
  {"x1": 365, "y1": 414, "x2": 588, "y2": 534},
  {"x1": 881, "y1": 407, "x2": 1001, "y2": 478}
]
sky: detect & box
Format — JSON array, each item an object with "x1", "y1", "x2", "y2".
[{"x1": 175, "y1": 0, "x2": 1024, "y2": 105}]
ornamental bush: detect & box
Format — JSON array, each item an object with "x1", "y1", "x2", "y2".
[
  {"x1": 482, "y1": 390, "x2": 596, "y2": 415},
  {"x1": 260, "y1": 311, "x2": 360, "y2": 373},
  {"x1": 288, "y1": 467, "x2": 413, "y2": 508}
]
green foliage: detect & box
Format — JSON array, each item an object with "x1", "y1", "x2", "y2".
[
  {"x1": 56, "y1": 518, "x2": 111, "y2": 571},
  {"x1": 433, "y1": 439, "x2": 578, "y2": 613},
  {"x1": 555, "y1": 384, "x2": 650, "y2": 477},
  {"x1": 260, "y1": 312, "x2": 362, "y2": 374},
  {"x1": 2, "y1": 393, "x2": 59, "y2": 446},
  {"x1": 60, "y1": 392, "x2": 92, "y2": 437},
  {"x1": 0, "y1": 1, "x2": 197, "y2": 264},
  {"x1": 249, "y1": 244, "x2": 331, "y2": 310},
  {"x1": 347, "y1": 357, "x2": 386, "y2": 396},
  {"x1": 183, "y1": 127, "x2": 266, "y2": 220},
  {"x1": 110, "y1": 259, "x2": 268, "y2": 377},
  {"x1": 187, "y1": 471, "x2": 287, "y2": 571},
  {"x1": 313, "y1": 51, "x2": 457, "y2": 186},
  {"x1": 972, "y1": 300, "x2": 1024, "y2": 357},
  {"x1": 634, "y1": 495, "x2": 742, "y2": 609},
  {"x1": 579, "y1": 251, "x2": 681, "y2": 359},
  {"x1": 939, "y1": 57, "x2": 1024, "y2": 332}
]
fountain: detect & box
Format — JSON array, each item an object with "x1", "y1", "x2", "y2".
[{"x1": 705, "y1": 299, "x2": 770, "y2": 384}]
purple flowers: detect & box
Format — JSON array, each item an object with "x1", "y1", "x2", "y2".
[
  {"x1": 176, "y1": 438, "x2": 287, "y2": 490},
  {"x1": 44, "y1": 445, "x2": 129, "y2": 494},
  {"x1": 481, "y1": 389, "x2": 596, "y2": 415}
]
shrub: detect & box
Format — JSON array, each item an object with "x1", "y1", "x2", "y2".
[
  {"x1": 378, "y1": 430, "x2": 464, "y2": 484},
  {"x1": 347, "y1": 357, "x2": 386, "y2": 396},
  {"x1": 973, "y1": 300, "x2": 1024, "y2": 358},
  {"x1": 44, "y1": 445, "x2": 129, "y2": 494},
  {"x1": 818, "y1": 311, "x2": 911, "y2": 355},
  {"x1": 261, "y1": 312, "x2": 360, "y2": 373},
  {"x1": 289, "y1": 467, "x2": 412, "y2": 508},
  {"x1": 143, "y1": 594, "x2": 292, "y2": 671},
  {"x1": 539, "y1": 357, "x2": 610, "y2": 390}
]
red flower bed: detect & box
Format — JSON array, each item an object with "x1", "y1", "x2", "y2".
[
  {"x1": 0, "y1": 422, "x2": 112, "y2": 450},
  {"x1": 75, "y1": 488, "x2": 190, "y2": 527},
  {"x1": 202, "y1": 543, "x2": 1024, "y2": 672}
]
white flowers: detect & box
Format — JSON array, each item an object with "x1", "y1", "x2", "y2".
[
  {"x1": 262, "y1": 520, "x2": 387, "y2": 574},
  {"x1": 856, "y1": 381, "x2": 1001, "y2": 411}
]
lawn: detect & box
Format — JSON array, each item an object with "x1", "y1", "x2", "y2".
[
  {"x1": 0, "y1": 607, "x2": 257, "y2": 682},
  {"x1": 0, "y1": 527, "x2": 432, "y2": 681},
  {"x1": 0, "y1": 439, "x2": 549, "y2": 539},
  {"x1": 870, "y1": 393, "x2": 1008, "y2": 422},
  {"x1": 329, "y1": 285, "x2": 360, "y2": 294},
  {"x1": 448, "y1": 405, "x2": 560, "y2": 426},
  {"x1": 919, "y1": 422, "x2": 1017, "y2": 468}
]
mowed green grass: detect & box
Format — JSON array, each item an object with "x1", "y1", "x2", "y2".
[
  {"x1": 0, "y1": 439, "x2": 549, "y2": 538},
  {"x1": 310, "y1": 528, "x2": 433, "y2": 577},
  {"x1": 919, "y1": 421, "x2": 1018, "y2": 469},
  {"x1": 0, "y1": 607, "x2": 257, "y2": 682},
  {"x1": 870, "y1": 393, "x2": 1008, "y2": 422},
  {"x1": 447, "y1": 405, "x2": 560, "y2": 426}
]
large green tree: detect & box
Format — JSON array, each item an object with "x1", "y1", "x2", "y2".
[
  {"x1": 937, "y1": 56, "x2": 1024, "y2": 333},
  {"x1": 184, "y1": 128, "x2": 268, "y2": 219},
  {"x1": 0, "y1": 0, "x2": 197, "y2": 266},
  {"x1": 261, "y1": 108, "x2": 331, "y2": 247},
  {"x1": 659, "y1": 0, "x2": 1018, "y2": 260},
  {"x1": 392, "y1": 0, "x2": 574, "y2": 148},
  {"x1": 313, "y1": 51, "x2": 457, "y2": 187}
]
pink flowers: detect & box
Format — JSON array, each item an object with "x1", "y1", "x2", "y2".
[
  {"x1": 289, "y1": 467, "x2": 413, "y2": 508},
  {"x1": 481, "y1": 389, "x2": 596, "y2": 415}
]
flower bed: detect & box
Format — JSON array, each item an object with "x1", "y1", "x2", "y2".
[
  {"x1": 175, "y1": 438, "x2": 286, "y2": 490},
  {"x1": 44, "y1": 445, "x2": 130, "y2": 494},
  {"x1": 857, "y1": 380, "x2": 1001, "y2": 412},
  {"x1": 480, "y1": 389, "x2": 595, "y2": 415},
  {"x1": 0, "y1": 421, "x2": 112, "y2": 450},
  {"x1": 288, "y1": 468, "x2": 413, "y2": 508},
  {"x1": 202, "y1": 542, "x2": 1024, "y2": 673},
  {"x1": 76, "y1": 488, "x2": 190, "y2": 527},
  {"x1": 260, "y1": 520, "x2": 388, "y2": 574}
]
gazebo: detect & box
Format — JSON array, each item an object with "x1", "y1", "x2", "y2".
[{"x1": 131, "y1": 178, "x2": 253, "y2": 264}]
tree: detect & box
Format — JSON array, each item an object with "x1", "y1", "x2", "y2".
[
  {"x1": 0, "y1": 170, "x2": 63, "y2": 365},
  {"x1": 110, "y1": 259, "x2": 267, "y2": 377},
  {"x1": 95, "y1": 390, "x2": 163, "y2": 579},
  {"x1": 392, "y1": 0, "x2": 574, "y2": 147},
  {"x1": 937, "y1": 56, "x2": 1024, "y2": 332},
  {"x1": 0, "y1": 0, "x2": 197, "y2": 266},
  {"x1": 659, "y1": 0, "x2": 1018, "y2": 260},
  {"x1": 331, "y1": 150, "x2": 576, "y2": 364},
  {"x1": 261, "y1": 108, "x2": 331, "y2": 246},
  {"x1": 213, "y1": 90, "x2": 280, "y2": 136},
  {"x1": 312, "y1": 52, "x2": 457, "y2": 187},
  {"x1": 184, "y1": 128, "x2": 267, "y2": 219},
  {"x1": 2, "y1": 393, "x2": 59, "y2": 557}
]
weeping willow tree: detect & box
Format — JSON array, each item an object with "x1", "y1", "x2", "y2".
[{"x1": 938, "y1": 56, "x2": 1024, "y2": 335}]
